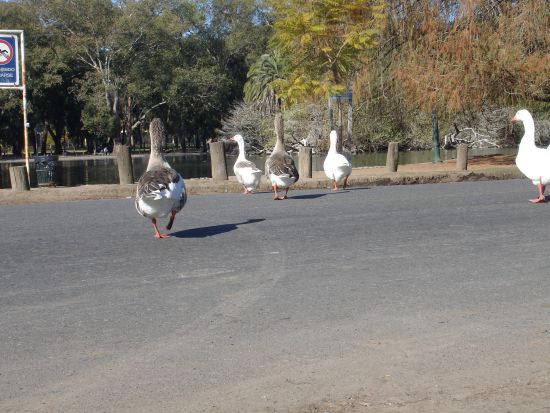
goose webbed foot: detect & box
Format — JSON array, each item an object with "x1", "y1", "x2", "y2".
[
  {"x1": 283, "y1": 188, "x2": 289, "y2": 199},
  {"x1": 530, "y1": 183, "x2": 547, "y2": 203},
  {"x1": 152, "y1": 218, "x2": 171, "y2": 239},
  {"x1": 272, "y1": 184, "x2": 284, "y2": 200}
]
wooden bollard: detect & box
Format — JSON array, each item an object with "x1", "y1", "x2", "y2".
[
  {"x1": 456, "y1": 144, "x2": 468, "y2": 171},
  {"x1": 386, "y1": 142, "x2": 399, "y2": 172},
  {"x1": 115, "y1": 144, "x2": 134, "y2": 184},
  {"x1": 298, "y1": 146, "x2": 312, "y2": 178},
  {"x1": 9, "y1": 166, "x2": 30, "y2": 191},
  {"x1": 209, "y1": 141, "x2": 228, "y2": 180}
]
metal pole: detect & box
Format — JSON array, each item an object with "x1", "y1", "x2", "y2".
[
  {"x1": 20, "y1": 31, "x2": 30, "y2": 185},
  {"x1": 431, "y1": 107, "x2": 441, "y2": 163},
  {"x1": 0, "y1": 30, "x2": 30, "y2": 182}
]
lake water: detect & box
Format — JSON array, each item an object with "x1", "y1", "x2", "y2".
[{"x1": 0, "y1": 148, "x2": 517, "y2": 189}]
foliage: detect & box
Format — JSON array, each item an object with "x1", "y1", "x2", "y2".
[
  {"x1": 0, "y1": 0, "x2": 272, "y2": 154},
  {"x1": 220, "y1": 100, "x2": 331, "y2": 150},
  {"x1": 268, "y1": 0, "x2": 385, "y2": 104},
  {"x1": 243, "y1": 52, "x2": 286, "y2": 113},
  {"x1": 218, "y1": 101, "x2": 274, "y2": 147},
  {"x1": 1, "y1": 0, "x2": 549, "y2": 157},
  {"x1": 393, "y1": 0, "x2": 550, "y2": 113}
]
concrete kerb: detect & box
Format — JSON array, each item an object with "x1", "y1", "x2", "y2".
[{"x1": 0, "y1": 165, "x2": 523, "y2": 205}]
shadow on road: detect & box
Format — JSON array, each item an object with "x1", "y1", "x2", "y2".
[
  {"x1": 171, "y1": 218, "x2": 265, "y2": 238},
  {"x1": 345, "y1": 186, "x2": 370, "y2": 192},
  {"x1": 291, "y1": 193, "x2": 328, "y2": 200}
]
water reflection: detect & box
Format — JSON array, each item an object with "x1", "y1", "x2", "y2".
[{"x1": 0, "y1": 148, "x2": 516, "y2": 189}]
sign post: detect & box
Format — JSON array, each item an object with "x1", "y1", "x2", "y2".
[{"x1": 0, "y1": 30, "x2": 30, "y2": 184}]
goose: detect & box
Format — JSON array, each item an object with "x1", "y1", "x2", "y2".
[
  {"x1": 230, "y1": 134, "x2": 262, "y2": 194},
  {"x1": 265, "y1": 124, "x2": 299, "y2": 200},
  {"x1": 135, "y1": 118, "x2": 187, "y2": 238},
  {"x1": 323, "y1": 130, "x2": 352, "y2": 190},
  {"x1": 513, "y1": 109, "x2": 550, "y2": 203}
]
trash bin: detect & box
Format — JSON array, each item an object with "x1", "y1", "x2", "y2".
[{"x1": 34, "y1": 155, "x2": 59, "y2": 186}]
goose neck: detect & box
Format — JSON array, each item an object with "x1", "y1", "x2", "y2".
[
  {"x1": 274, "y1": 136, "x2": 285, "y2": 153},
  {"x1": 519, "y1": 118, "x2": 536, "y2": 148},
  {"x1": 147, "y1": 152, "x2": 169, "y2": 171},
  {"x1": 237, "y1": 140, "x2": 246, "y2": 160}
]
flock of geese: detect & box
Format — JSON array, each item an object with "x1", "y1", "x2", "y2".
[
  {"x1": 136, "y1": 109, "x2": 545, "y2": 238},
  {"x1": 135, "y1": 117, "x2": 352, "y2": 238}
]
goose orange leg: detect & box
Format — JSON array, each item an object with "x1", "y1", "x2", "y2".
[
  {"x1": 241, "y1": 185, "x2": 250, "y2": 194},
  {"x1": 152, "y1": 218, "x2": 171, "y2": 238},
  {"x1": 166, "y1": 209, "x2": 177, "y2": 230},
  {"x1": 273, "y1": 184, "x2": 284, "y2": 200},
  {"x1": 343, "y1": 176, "x2": 349, "y2": 189},
  {"x1": 283, "y1": 187, "x2": 289, "y2": 199},
  {"x1": 332, "y1": 180, "x2": 338, "y2": 191},
  {"x1": 530, "y1": 181, "x2": 547, "y2": 203}
]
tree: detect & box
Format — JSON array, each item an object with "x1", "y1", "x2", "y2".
[
  {"x1": 394, "y1": 0, "x2": 550, "y2": 114},
  {"x1": 268, "y1": 0, "x2": 384, "y2": 103},
  {"x1": 243, "y1": 52, "x2": 286, "y2": 113}
]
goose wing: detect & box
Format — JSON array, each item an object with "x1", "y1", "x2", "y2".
[
  {"x1": 266, "y1": 152, "x2": 299, "y2": 182},
  {"x1": 135, "y1": 167, "x2": 186, "y2": 215},
  {"x1": 235, "y1": 159, "x2": 261, "y2": 172}
]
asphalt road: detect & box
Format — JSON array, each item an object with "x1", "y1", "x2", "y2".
[{"x1": 1, "y1": 179, "x2": 549, "y2": 412}]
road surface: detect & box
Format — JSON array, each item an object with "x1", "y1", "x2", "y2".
[{"x1": 1, "y1": 179, "x2": 549, "y2": 412}]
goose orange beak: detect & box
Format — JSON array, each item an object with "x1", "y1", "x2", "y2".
[{"x1": 511, "y1": 116, "x2": 517, "y2": 124}]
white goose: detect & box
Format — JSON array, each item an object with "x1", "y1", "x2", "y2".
[
  {"x1": 513, "y1": 109, "x2": 550, "y2": 203},
  {"x1": 265, "y1": 125, "x2": 299, "y2": 200},
  {"x1": 323, "y1": 130, "x2": 352, "y2": 191},
  {"x1": 135, "y1": 118, "x2": 187, "y2": 238},
  {"x1": 230, "y1": 134, "x2": 262, "y2": 194}
]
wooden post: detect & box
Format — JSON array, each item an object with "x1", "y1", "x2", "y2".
[
  {"x1": 456, "y1": 144, "x2": 468, "y2": 171},
  {"x1": 209, "y1": 141, "x2": 227, "y2": 180},
  {"x1": 115, "y1": 144, "x2": 134, "y2": 184},
  {"x1": 386, "y1": 142, "x2": 399, "y2": 172},
  {"x1": 298, "y1": 146, "x2": 312, "y2": 178},
  {"x1": 9, "y1": 166, "x2": 30, "y2": 191}
]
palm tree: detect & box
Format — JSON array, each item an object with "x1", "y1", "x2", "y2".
[{"x1": 243, "y1": 52, "x2": 286, "y2": 114}]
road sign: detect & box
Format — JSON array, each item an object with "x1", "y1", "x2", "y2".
[
  {"x1": 0, "y1": 34, "x2": 19, "y2": 86},
  {"x1": 330, "y1": 90, "x2": 352, "y2": 100}
]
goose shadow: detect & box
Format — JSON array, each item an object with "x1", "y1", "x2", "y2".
[
  {"x1": 291, "y1": 193, "x2": 328, "y2": 200},
  {"x1": 171, "y1": 218, "x2": 265, "y2": 238},
  {"x1": 344, "y1": 186, "x2": 370, "y2": 192}
]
